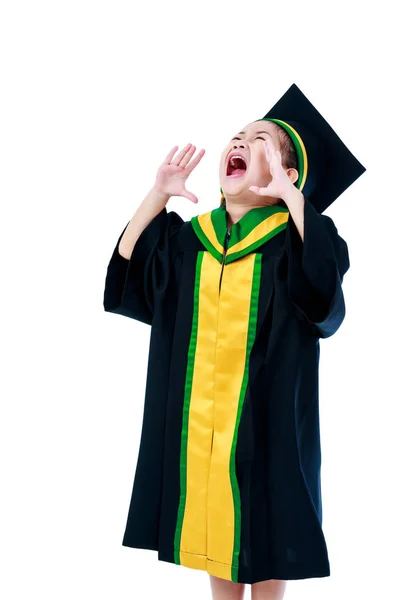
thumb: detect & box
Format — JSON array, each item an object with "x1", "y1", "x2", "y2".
[
  {"x1": 249, "y1": 185, "x2": 271, "y2": 196},
  {"x1": 249, "y1": 186, "x2": 261, "y2": 194},
  {"x1": 180, "y1": 188, "x2": 199, "y2": 204}
]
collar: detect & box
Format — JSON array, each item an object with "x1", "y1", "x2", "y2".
[{"x1": 191, "y1": 203, "x2": 290, "y2": 264}]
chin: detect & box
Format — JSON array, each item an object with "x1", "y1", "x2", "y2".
[{"x1": 222, "y1": 174, "x2": 249, "y2": 194}]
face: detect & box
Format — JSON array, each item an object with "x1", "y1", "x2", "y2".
[{"x1": 219, "y1": 120, "x2": 284, "y2": 206}]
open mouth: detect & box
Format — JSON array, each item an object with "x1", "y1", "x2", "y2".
[{"x1": 226, "y1": 155, "x2": 247, "y2": 178}]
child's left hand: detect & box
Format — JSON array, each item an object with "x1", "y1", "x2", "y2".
[{"x1": 249, "y1": 137, "x2": 294, "y2": 200}]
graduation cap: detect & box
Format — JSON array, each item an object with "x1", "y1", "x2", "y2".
[{"x1": 220, "y1": 83, "x2": 366, "y2": 213}]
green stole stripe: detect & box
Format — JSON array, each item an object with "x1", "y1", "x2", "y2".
[{"x1": 173, "y1": 251, "x2": 204, "y2": 565}]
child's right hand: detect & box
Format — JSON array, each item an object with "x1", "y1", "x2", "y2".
[{"x1": 154, "y1": 144, "x2": 205, "y2": 204}]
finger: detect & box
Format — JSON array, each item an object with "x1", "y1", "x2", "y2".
[
  {"x1": 266, "y1": 139, "x2": 280, "y2": 168},
  {"x1": 179, "y1": 145, "x2": 197, "y2": 169},
  {"x1": 269, "y1": 138, "x2": 281, "y2": 163},
  {"x1": 249, "y1": 185, "x2": 270, "y2": 196},
  {"x1": 185, "y1": 149, "x2": 206, "y2": 174},
  {"x1": 171, "y1": 144, "x2": 193, "y2": 166},
  {"x1": 249, "y1": 186, "x2": 261, "y2": 194},
  {"x1": 163, "y1": 146, "x2": 179, "y2": 165},
  {"x1": 267, "y1": 138, "x2": 279, "y2": 160},
  {"x1": 265, "y1": 140, "x2": 274, "y2": 163}
]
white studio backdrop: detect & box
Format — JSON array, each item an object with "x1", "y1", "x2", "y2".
[{"x1": 1, "y1": 1, "x2": 398, "y2": 599}]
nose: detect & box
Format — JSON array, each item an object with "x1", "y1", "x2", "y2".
[{"x1": 233, "y1": 141, "x2": 248, "y2": 150}]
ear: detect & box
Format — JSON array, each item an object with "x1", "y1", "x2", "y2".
[{"x1": 286, "y1": 168, "x2": 299, "y2": 185}]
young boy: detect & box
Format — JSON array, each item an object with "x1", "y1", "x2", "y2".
[{"x1": 103, "y1": 83, "x2": 366, "y2": 596}]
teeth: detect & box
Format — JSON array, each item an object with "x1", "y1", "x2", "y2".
[{"x1": 229, "y1": 155, "x2": 246, "y2": 166}]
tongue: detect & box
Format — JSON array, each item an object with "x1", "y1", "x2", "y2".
[{"x1": 230, "y1": 168, "x2": 246, "y2": 176}]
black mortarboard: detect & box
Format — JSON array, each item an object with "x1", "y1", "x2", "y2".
[{"x1": 220, "y1": 83, "x2": 366, "y2": 213}]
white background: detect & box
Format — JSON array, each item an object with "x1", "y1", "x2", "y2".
[{"x1": 1, "y1": 1, "x2": 398, "y2": 599}]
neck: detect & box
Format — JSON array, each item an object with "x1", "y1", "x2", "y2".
[{"x1": 225, "y1": 202, "x2": 248, "y2": 229}]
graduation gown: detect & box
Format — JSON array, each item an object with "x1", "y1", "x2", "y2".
[{"x1": 103, "y1": 197, "x2": 349, "y2": 584}]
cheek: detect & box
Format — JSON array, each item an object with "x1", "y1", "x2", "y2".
[
  {"x1": 219, "y1": 154, "x2": 228, "y2": 174},
  {"x1": 250, "y1": 154, "x2": 269, "y2": 177}
]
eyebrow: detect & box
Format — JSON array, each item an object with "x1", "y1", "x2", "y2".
[{"x1": 232, "y1": 130, "x2": 272, "y2": 138}]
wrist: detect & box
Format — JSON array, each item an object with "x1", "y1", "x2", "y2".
[
  {"x1": 149, "y1": 186, "x2": 171, "y2": 206},
  {"x1": 281, "y1": 185, "x2": 304, "y2": 208}
]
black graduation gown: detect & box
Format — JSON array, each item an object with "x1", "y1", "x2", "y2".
[{"x1": 103, "y1": 197, "x2": 349, "y2": 585}]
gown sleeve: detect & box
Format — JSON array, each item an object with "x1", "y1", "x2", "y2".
[
  {"x1": 285, "y1": 195, "x2": 350, "y2": 339},
  {"x1": 103, "y1": 206, "x2": 184, "y2": 326}
]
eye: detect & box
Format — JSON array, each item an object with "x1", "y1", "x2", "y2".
[{"x1": 231, "y1": 136, "x2": 266, "y2": 141}]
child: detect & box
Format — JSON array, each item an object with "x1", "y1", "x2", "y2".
[{"x1": 103, "y1": 83, "x2": 366, "y2": 597}]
